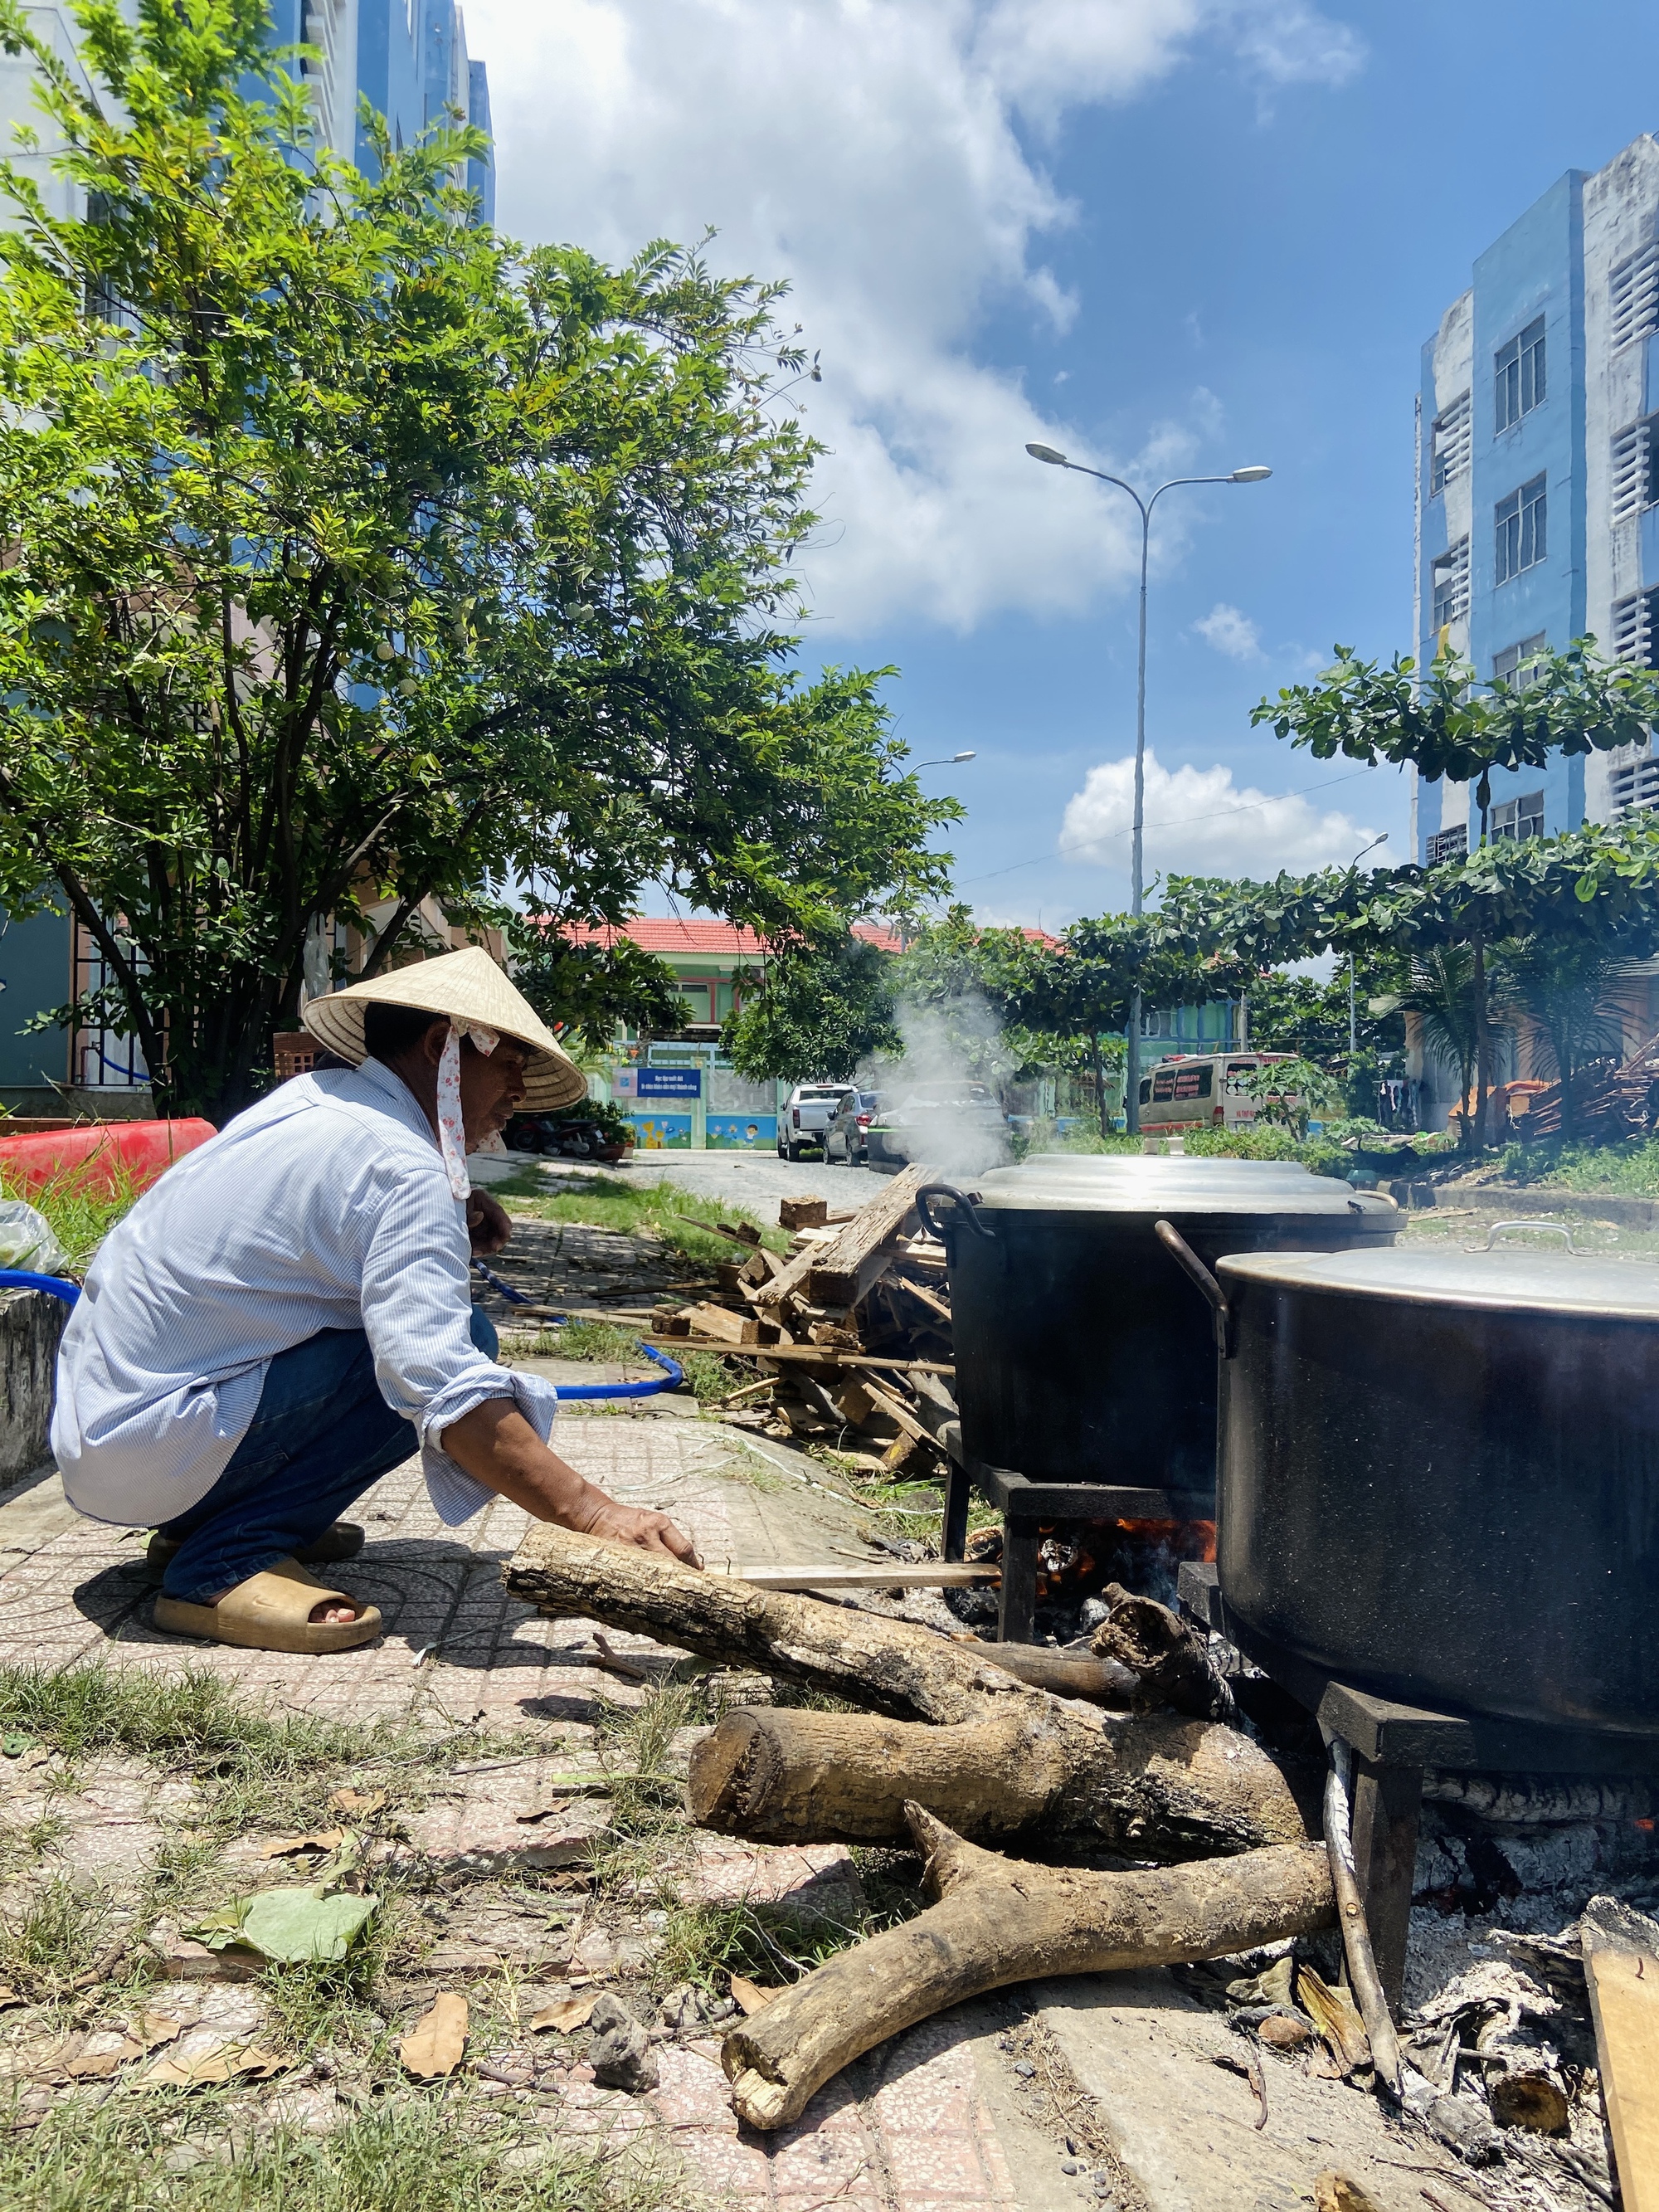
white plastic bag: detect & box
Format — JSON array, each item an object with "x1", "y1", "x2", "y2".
[{"x1": 0, "y1": 1199, "x2": 67, "y2": 1275}]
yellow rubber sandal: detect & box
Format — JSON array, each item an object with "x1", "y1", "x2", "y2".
[
  {"x1": 153, "y1": 1558, "x2": 382, "y2": 1654},
  {"x1": 145, "y1": 1521, "x2": 364, "y2": 1580}
]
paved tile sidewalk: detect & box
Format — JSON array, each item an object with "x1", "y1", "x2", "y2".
[{"x1": 0, "y1": 1411, "x2": 858, "y2": 1725}]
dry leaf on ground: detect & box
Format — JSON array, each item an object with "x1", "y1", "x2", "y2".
[
  {"x1": 1298, "y1": 1969, "x2": 1371, "y2": 2073},
  {"x1": 137, "y1": 2015, "x2": 186, "y2": 2053},
  {"x1": 140, "y1": 2042, "x2": 286, "y2": 2088},
  {"x1": 64, "y1": 2036, "x2": 145, "y2": 2079},
  {"x1": 400, "y1": 1992, "x2": 468, "y2": 2078},
  {"x1": 258, "y1": 1829, "x2": 347, "y2": 1859},
  {"x1": 729, "y1": 1976, "x2": 781, "y2": 2017},
  {"x1": 0, "y1": 1987, "x2": 22, "y2": 2011},
  {"x1": 528, "y1": 1995, "x2": 596, "y2": 2034},
  {"x1": 328, "y1": 1789, "x2": 387, "y2": 1817},
  {"x1": 1315, "y1": 2172, "x2": 1385, "y2": 2212}
]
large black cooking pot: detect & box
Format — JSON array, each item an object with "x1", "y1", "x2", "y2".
[
  {"x1": 1193, "y1": 1240, "x2": 1659, "y2": 1736},
  {"x1": 917, "y1": 1159, "x2": 1398, "y2": 1500}
]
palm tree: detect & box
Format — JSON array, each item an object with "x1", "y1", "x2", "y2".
[
  {"x1": 1390, "y1": 949, "x2": 1481, "y2": 1148},
  {"x1": 1494, "y1": 938, "x2": 1631, "y2": 1144}
]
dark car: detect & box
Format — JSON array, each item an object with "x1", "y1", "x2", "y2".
[
  {"x1": 824, "y1": 1089, "x2": 884, "y2": 1164},
  {"x1": 864, "y1": 1080, "x2": 1012, "y2": 1174}
]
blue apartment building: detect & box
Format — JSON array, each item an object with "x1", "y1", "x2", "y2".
[
  {"x1": 1416, "y1": 136, "x2": 1659, "y2": 862},
  {"x1": 0, "y1": 2, "x2": 494, "y2": 1108}
]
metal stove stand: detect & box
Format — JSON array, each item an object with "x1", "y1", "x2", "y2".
[
  {"x1": 1178, "y1": 1561, "x2": 1659, "y2": 2013},
  {"x1": 937, "y1": 1430, "x2": 1209, "y2": 1644}
]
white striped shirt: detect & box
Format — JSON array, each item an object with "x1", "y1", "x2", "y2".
[{"x1": 51, "y1": 1058, "x2": 553, "y2": 1528}]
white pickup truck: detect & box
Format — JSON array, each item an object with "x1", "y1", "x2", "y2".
[{"x1": 777, "y1": 1083, "x2": 855, "y2": 1161}]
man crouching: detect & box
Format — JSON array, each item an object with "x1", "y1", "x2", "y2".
[{"x1": 51, "y1": 948, "x2": 699, "y2": 1654}]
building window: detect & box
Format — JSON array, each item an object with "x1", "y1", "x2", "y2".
[
  {"x1": 1491, "y1": 791, "x2": 1545, "y2": 841},
  {"x1": 1610, "y1": 748, "x2": 1659, "y2": 818},
  {"x1": 1611, "y1": 243, "x2": 1659, "y2": 350},
  {"x1": 1430, "y1": 538, "x2": 1469, "y2": 629},
  {"x1": 1428, "y1": 825, "x2": 1468, "y2": 866},
  {"x1": 1611, "y1": 417, "x2": 1659, "y2": 527},
  {"x1": 1491, "y1": 632, "x2": 1548, "y2": 688},
  {"x1": 1612, "y1": 587, "x2": 1659, "y2": 669},
  {"x1": 1495, "y1": 474, "x2": 1546, "y2": 584},
  {"x1": 1494, "y1": 317, "x2": 1546, "y2": 434},
  {"x1": 71, "y1": 918, "x2": 149, "y2": 1089},
  {"x1": 1429, "y1": 392, "x2": 1470, "y2": 495}
]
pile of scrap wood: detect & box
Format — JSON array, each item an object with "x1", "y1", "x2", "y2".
[
  {"x1": 646, "y1": 1166, "x2": 956, "y2": 1467},
  {"x1": 501, "y1": 1523, "x2": 1410, "y2": 2135}
]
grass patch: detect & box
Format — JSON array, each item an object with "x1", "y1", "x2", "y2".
[
  {"x1": 0, "y1": 1153, "x2": 147, "y2": 1273},
  {"x1": 0, "y1": 1660, "x2": 473, "y2": 1839},
  {"x1": 0, "y1": 2093, "x2": 693, "y2": 2212},
  {"x1": 653, "y1": 1847, "x2": 923, "y2": 1998},
  {"x1": 489, "y1": 1172, "x2": 788, "y2": 1264},
  {"x1": 1491, "y1": 1134, "x2": 1659, "y2": 1193},
  {"x1": 0, "y1": 1872, "x2": 110, "y2": 2000}
]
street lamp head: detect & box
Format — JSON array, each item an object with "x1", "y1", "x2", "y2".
[
  {"x1": 1025, "y1": 442, "x2": 1068, "y2": 466},
  {"x1": 1229, "y1": 465, "x2": 1272, "y2": 483},
  {"x1": 952, "y1": 750, "x2": 977, "y2": 763}
]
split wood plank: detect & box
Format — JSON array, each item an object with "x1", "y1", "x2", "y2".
[
  {"x1": 735, "y1": 1564, "x2": 998, "y2": 1591},
  {"x1": 779, "y1": 1196, "x2": 828, "y2": 1229},
  {"x1": 857, "y1": 1375, "x2": 933, "y2": 1449},
  {"x1": 1584, "y1": 1909, "x2": 1659, "y2": 2212},
  {"x1": 892, "y1": 1274, "x2": 952, "y2": 1325},
  {"x1": 683, "y1": 1302, "x2": 761, "y2": 1347},
  {"x1": 805, "y1": 1165, "x2": 928, "y2": 1308},
  {"x1": 674, "y1": 1212, "x2": 763, "y2": 1250},
  {"x1": 646, "y1": 1341, "x2": 954, "y2": 1375}
]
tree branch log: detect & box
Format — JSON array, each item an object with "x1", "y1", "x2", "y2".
[
  {"x1": 722, "y1": 1804, "x2": 1335, "y2": 2130},
  {"x1": 504, "y1": 1526, "x2": 1310, "y2": 1858}
]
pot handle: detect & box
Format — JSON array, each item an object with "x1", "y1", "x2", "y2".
[
  {"x1": 1466, "y1": 1219, "x2": 1581, "y2": 1255},
  {"x1": 915, "y1": 1182, "x2": 993, "y2": 1245},
  {"x1": 1155, "y1": 1218, "x2": 1233, "y2": 1357}
]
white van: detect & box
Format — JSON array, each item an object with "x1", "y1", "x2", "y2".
[{"x1": 1136, "y1": 1052, "x2": 1299, "y2": 1135}]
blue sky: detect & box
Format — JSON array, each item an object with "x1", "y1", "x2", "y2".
[{"x1": 469, "y1": 0, "x2": 1659, "y2": 927}]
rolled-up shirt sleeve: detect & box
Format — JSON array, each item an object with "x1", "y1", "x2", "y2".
[{"x1": 358, "y1": 1170, "x2": 559, "y2": 1525}]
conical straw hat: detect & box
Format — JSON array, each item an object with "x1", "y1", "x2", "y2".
[{"x1": 302, "y1": 946, "x2": 587, "y2": 1112}]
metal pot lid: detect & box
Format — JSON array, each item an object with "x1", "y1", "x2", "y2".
[
  {"x1": 1218, "y1": 1243, "x2": 1659, "y2": 1318},
  {"x1": 1024, "y1": 1154, "x2": 1323, "y2": 1182},
  {"x1": 966, "y1": 1160, "x2": 1397, "y2": 1219}
]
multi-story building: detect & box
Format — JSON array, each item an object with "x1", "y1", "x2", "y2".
[
  {"x1": 0, "y1": 2, "x2": 493, "y2": 1110},
  {"x1": 1415, "y1": 134, "x2": 1659, "y2": 862}
]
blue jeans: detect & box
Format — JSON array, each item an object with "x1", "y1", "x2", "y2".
[{"x1": 158, "y1": 1307, "x2": 499, "y2": 1603}]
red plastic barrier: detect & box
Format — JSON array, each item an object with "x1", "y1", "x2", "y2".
[{"x1": 0, "y1": 1118, "x2": 217, "y2": 1196}]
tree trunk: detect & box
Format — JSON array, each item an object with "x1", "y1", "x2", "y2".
[
  {"x1": 687, "y1": 1701, "x2": 1309, "y2": 1854},
  {"x1": 1472, "y1": 929, "x2": 1492, "y2": 1152},
  {"x1": 1091, "y1": 1031, "x2": 1108, "y2": 1139},
  {"x1": 722, "y1": 1802, "x2": 1335, "y2": 2130},
  {"x1": 504, "y1": 1525, "x2": 1311, "y2": 1858}
]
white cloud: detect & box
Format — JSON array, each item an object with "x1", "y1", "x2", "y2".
[
  {"x1": 462, "y1": 0, "x2": 1365, "y2": 634},
  {"x1": 1061, "y1": 748, "x2": 1377, "y2": 878},
  {"x1": 1193, "y1": 602, "x2": 1262, "y2": 659}
]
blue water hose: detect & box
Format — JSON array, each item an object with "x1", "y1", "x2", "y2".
[
  {"x1": 471, "y1": 1258, "x2": 684, "y2": 1400},
  {"x1": 0, "y1": 1269, "x2": 80, "y2": 1307}
]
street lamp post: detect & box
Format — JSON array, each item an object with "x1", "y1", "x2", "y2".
[
  {"x1": 1026, "y1": 444, "x2": 1271, "y2": 1133},
  {"x1": 1346, "y1": 832, "x2": 1389, "y2": 1056}
]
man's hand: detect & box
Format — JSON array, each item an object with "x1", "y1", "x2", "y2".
[
  {"x1": 440, "y1": 1396, "x2": 703, "y2": 1568},
  {"x1": 466, "y1": 1189, "x2": 512, "y2": 1256},
  {"x1": 572, "y1": 1496, "x2": 703, "y2": 1566}
]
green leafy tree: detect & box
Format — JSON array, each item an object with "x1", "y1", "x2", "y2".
[
  {"x1": 1249, "y1": 640, "x2": 1659, "y2": 1143},
  {"x1": 0, "y1": 1, "x2": 954, "y2": 1118},
  {"x1": 720, "y1": 933, "x2": 900, "y2": 1085},
  {"x1": 1492, "y1": 937, "x2": 1632, "y2": 1143},
  {"x1": 508, "y1": 928, "x2": 684, "y2": 1056}
]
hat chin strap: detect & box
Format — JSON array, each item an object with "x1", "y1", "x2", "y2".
[{"x1": 436, "y1": 1021, "x2": 499, "y2": 1198}]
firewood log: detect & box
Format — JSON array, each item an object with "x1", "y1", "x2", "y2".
[
  {"x1": 722, "y1": 1801, "x2": 1335, "y2": 2130},
  {"x1": 504, "y1": 1524, "x2": 1311, "y2": 1859},
  {"x1": 686, "y1": 1701, "x2": 1301, "y2": 1855},
  {"x1": 1092, "y1": 1583, "x2": 1238, "y2": 1723}
]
